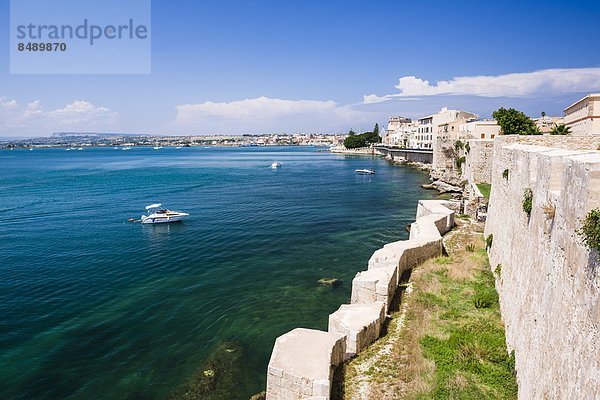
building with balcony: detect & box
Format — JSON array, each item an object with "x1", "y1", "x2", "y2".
[
  {"x1": 413, "y1": 108, "x2": 478, "y2": 149},
  {"x1": 384, "y1": 116, "x2": 416, "y2": 147}
]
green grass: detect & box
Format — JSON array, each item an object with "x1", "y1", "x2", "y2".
[
  {"x1": 342, "y1": 221, "x2": 517, "y2": 400},
  {"x1": 415, "y1": 263, "x2": 516, "y2": 399},
  {"x1": 476, "y1": 183, "x2": 492, "y2": 200}
]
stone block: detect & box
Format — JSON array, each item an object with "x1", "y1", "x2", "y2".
[
  {"x1": 328, "y1": 302, "x2": 386, "y2": 356},
  {"x1": 350, "y1": 265, "x2": 397, "y2": 311},
  {"x1": 266, "y1": 328, "x2": 346, "y2": 400}
]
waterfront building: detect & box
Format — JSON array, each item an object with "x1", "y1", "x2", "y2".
[
  {"x1": 458, "y1": 119, "x2": 501, "y2": 140},
  {"x1": 413, "y1": 108, "x2": 478, "y2": 149},
  {"x1": 564, "y1": 93, "x2": 600, "y2": 135},
  {"x1": 384, "y1": 116, "x2": 416, "y2": 147}
]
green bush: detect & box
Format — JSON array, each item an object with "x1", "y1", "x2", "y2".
[
  {"x1": 456, "y1": 156, "x2": 466, "y2": 169},
  {"x1": 465, "y1": 243, "x2": 475, "y2": 252},
  {"x1": 485, "y1": 234, "x2": 493, "y2": 250},
  {"x1": 502, "y1": 169, "x2": 509, "y2": 180},
  {"x1": 494, "y1": 264, "x2": 502, "y2": 277},
  {"x1": 474, "y1": 290, "x2": 496, "y2": 309},
  {"x1": 522, "y1": 188, "x2": 533, "y2": 217},
  {"x1": 578, "y1": 209, "x2": 600, "y2": 252}
]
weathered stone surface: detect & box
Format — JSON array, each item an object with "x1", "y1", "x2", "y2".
[
  {"x1": 328, "y1": 302, "x2": 386, "y2": 356},
  {"x1": 350, "y1": 265, "x2": 397, "y2": 311},
  {"x1": 485, "y1": 137, "x2": 600, "y2": 400},
  {"x1": 415, "y1": 200, "x2": 455, "y2": 235},
  {"x1": 266, "y1": 328, "x2": 346, "y2": 400},
  {"x1": 422, "y1": 180, "x2": 462, "y2": 193}
]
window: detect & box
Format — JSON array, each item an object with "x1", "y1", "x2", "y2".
[
  {"x1": 481, "y1": 133, "x2": 485, "y2": 138},
  {"x1": 491, "y1": 134, "x2": 495, "y2": 139}
]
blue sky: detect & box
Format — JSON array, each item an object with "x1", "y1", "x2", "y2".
[{"x1": 1, "y1": 0, "x2": 600, "y2": 137}]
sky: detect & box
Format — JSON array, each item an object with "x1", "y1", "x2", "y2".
[{"x1": 1, "y1": 0, "x2": 600, "y2": 137}]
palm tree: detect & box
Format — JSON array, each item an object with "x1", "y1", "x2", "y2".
[{"x1": 550, "y1": 124, "x2": 571, "y2": 135}]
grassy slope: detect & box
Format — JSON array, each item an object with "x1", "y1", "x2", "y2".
[{"x1": 341, "y1": 219, "x2": 517, "y2": 400}]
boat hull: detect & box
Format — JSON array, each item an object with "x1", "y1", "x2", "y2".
[{"x1": 141, "y1": 214, "x2": 188, "y2": 224}]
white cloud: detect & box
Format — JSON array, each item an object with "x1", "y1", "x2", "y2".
[
  {"x1": 175, "y1": 96, "x2": 365, "y2": 133},
  {"x1": 365, "y1": 67, "x2": 600, "y2": 102},
  {"x1": 0, "y1": 99, "x2": 118, "y2": 135}
]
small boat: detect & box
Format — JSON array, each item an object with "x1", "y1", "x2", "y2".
[
  {"x1": 175, "y1": 146, "x2": 183, "y2": 149},
  {"x1": 271, "y1": 161, "x2": 283, "y2": 169},
  {"x1": 122, "y1": 147, "x2": 131, "y2": 150},
  {"x1": 153, "y1": 146, "x2": 163, "y2": 150},
  {"x1": 77, "y1": 147, "x2": 83, "y2": 151},
  {"x1": 355, "y1": 169, "x2": 375, "y2": 175},
  {"x1": 141, "y1": 204, "x2": 189, "y2": 224}
]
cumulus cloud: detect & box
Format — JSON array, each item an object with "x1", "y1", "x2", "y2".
[
  {"x1": 175, "y1": 96, "x2": 364, "y2": 133},
  {"x1": 0, "y1": 98, "x2": 118, "y2": 135},
  {"x1": 364, "y1": 67, "x2": 600, "y2": 103}
]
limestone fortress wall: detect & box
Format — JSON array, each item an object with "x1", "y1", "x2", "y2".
[{"x1": 484, "y1": 136, "x2": 600, "y2": 399}]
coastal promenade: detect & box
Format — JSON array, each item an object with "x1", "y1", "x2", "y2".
[{"x1": 373, "y1": 146, "x2": 433, "y2": 164}]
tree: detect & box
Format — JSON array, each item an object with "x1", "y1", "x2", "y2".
[
  {"x1": 541, "y1": 111, "x2": 546, "y2": 117},
  {"x1": 550, "y1": 124, "x2": 571, "y2": 135},
  {"x1": 373, "y1": 123, "x2": 380, "y2": 136},
  {"x1": 344, "y1": 135, "x2": 367, "y2": 149},
  {"x1": 348, "y1": 129, "x2": 356, "y2": 136},
  {"x1": 361, "y1": 131, "x2": 382, "y2": 144},
  {"x1": 525, "y1": 124, "x2": 543, "y2": 135},
  {"x1": 492, "y1": 107, "x2": 538, "y2": 135}
]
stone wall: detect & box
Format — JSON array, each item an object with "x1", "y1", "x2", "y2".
[
  {"x1": 463, "y1": 139, "x2": 494, "y2": 184},
  {"x1": 431, "y1": 138, "x2": 462, "y2": 185},
  {"x1": 266, "y1": 200, "x2": 455, "y2": 400},
  {"x1": 484, "y1": 136, "x2": 600, "y2": 400}
]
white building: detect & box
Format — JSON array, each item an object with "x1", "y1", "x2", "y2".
[
  {"x1": 384, "y1": 116, "x2": 416, "y2": 147},
  {"x1": 413, "y1": 108, "x2": 478, "y2": 149},
  {"x1": 564, "y1": 93, "x2": 600, "y2": 135},
  {"x1": 458, "y1": 119, "x2": 501, "y2": 139}
]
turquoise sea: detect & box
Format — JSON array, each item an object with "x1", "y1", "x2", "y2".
[{"x1": 0, "y1": 146, "x2": 433, "y2": 400}]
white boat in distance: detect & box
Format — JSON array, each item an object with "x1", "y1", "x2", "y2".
[
  {"x1": 271, "y1": 161, "x2": 283, "y2": 169},
  {"x1": 141, "y1": 204, "x2": 189, "y2": 224},
  {"x1": 355, "y1": 169, "x2": 375, "y2": 175}
]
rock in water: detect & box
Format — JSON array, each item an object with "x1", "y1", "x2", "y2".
[
  {"x1": 318, "y1": 277, "x2": 341, "y2": 287},
  {"x1": 249, "y1": 391, "x2": 266, "y2": 400}
]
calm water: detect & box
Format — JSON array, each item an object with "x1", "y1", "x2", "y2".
[{"x1": 0, "y1": 146, "x2": 433, "y2": 400}]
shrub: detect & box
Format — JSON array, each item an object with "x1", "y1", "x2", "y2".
[
  {"x1": 454, "y1": 140, "x2": 464, "y2": 151},
  {"x1": 456, "y1": 156, "x2": 466, "y2": 169},
  {"x1": 474, "y1": 290, "x2": 496, "y2": 309},
  {"x1": 494, "y1": 264, "x2": 502, "y2": 276},
  {"x1": 502, "y1": 169, "x2": 509, "y2": 180},
  {"x1": 541, "y1": 202, "x2": 556, "y2": 219},
  {"x1": 465, "y1": 142, "x2": 471, "y2": 153},
  {"x1": 522, "y1": 188, "x2": 533, "y2": 217},
  {"x1": 485, "y1": 234, "x2": 493, "y2": 250},
  {"x1": 466, "y1": 243, "x2": 475, "y2": 252},
  {"x1": 578, "y1": 209, "x2": 600, "y2": 252}
]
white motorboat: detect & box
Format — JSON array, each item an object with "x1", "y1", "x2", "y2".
[
  {"x1": 141, "y1": 204, "x2": 189, "y2": 224},
  {"x1": 271, "y1": 161, "x2": 283, "y2": 169},
  {"x1": 153, "y1": 146, "x2": 163, "y2": 150},
  {"x1": 355, "y1": 169, "x2": 375, "y2": 175},
  {"x1": 122, "y1": 147, "x2": 131, "y2": 150}
]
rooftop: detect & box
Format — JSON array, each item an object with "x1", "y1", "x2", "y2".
[{"x1": 564, "y1": 93, "x2": 600, "y2": 112}]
